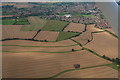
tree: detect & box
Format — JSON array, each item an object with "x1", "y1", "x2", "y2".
[
  {"x1": 102, "y1": 55, "x2": 106, "y2": 58},
  {"x1": 72, "y1": 49, "x2": 75, "y2": 51},
  {"x1": 44, "y1": 40, "x2": 47, "y2": 42}
]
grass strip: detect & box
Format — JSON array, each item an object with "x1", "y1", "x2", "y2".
[
  {"x1": 1, "y1": 44, "x2": 78, "y2": 48},
  {"x1": 70, "y1": 39, "x2": 83, "y2": 47},
  {"x1": 2, "y1": 49, "x2": 81, "y2": 54}
]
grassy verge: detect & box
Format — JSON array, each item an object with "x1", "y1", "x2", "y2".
[
  {"x1": 2, "y1": 49, "x2": 81, "y2": 54},
  {"x1": 1, "y1": 44, "x2": 78, "y2": 48},
  {"x1": 106, "y1": 63, "x2": 120, "y2": 70},
  {"x1": 42, "y1": 20, "x2": 69, "y2": 31}
]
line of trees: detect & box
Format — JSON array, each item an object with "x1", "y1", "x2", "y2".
[{"x1": 102, "y1": 55, "x2": 120, "y2": 65}]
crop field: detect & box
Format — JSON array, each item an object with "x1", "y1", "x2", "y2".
[
  {"x1": 2, "y1": 15, "x2": 15, "y2": 18},
  {"x1": 3, "y1": 50, "x2": 111, "y2": 78},
  {"x1": 41, "y1": 20, "x2": 69, "y2": 31},
  {"x1": 3, "y1": 45, "x2": 81, "y2": 52},
  {"x1": 34, "y1": 31, "x2": 59, "y2": 41},
  {"x1": 72, "y1": 24, "x2": 104, "y2": 45},
  {"x1": 2, "y1": 39, "x2": 77, "y2": 46},
  {"x1": 84, "y1": 32, "x2": 118, "y2": 58},
  {"x1": 72, "y1": 31, "x2": 92, "y2": 45},
  {"x1": 56, "y1": 32, "x2": 80, "y2": 41},
  {"x1": 2, "y1": 14, "x2": 118, "y2": 78},
  {"x1": 87, "y1": 24, "x2": 104, "y2": 32},
  {"x1": 2, "y1": 18, "x2": 30, "y2": 25},
  {"x1": 64, "y1": 23, "x2": 85, "y2": 32},
  {"x1": 2, "y1": 25, "x2": 37, "y2": 39},
  {"x1": 21, "y1": 16, "x2": 47, "y2": 31},
  {"x1": 57, "y1": 66, "x2": 118, "y2": 78}
]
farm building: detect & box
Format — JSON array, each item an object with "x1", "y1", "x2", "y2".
[{"x1": 64, "y1": 14, "x2": 72, "y2": 18}]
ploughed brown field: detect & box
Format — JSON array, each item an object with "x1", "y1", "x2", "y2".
[
  {"x1": 64, "y1": 23, "x2": 85, "y2": 32},
  {"x1": 3, "y1": 50, "x2": 111, "y2": 78},
  {"x1": 34, "y1": 31, "x2": 59, "y2": 41},
  {"x1": 28, "y1": 16, "x2": 47, "y2": 27},
  {"x1": 2, "y1": 3, "x2": 38, "y2": 8},
  {"x1": 57, "y1": 66, "x2": 118, "y2": 78},
  {"x1": 84, "y1": 32, "x2": 118, "y2": 58},
  {"x1": 3, "y1": 39, "x2": 77, "y2": 46},
  {"x1": 1, "y1": 15, "x2": 16, "y2": 18},
  {"x1": 3, "y1": 45, "x2": 81, "y2": 52},
  {"x1": 2, "y1": 25, "x2": 36, "y2": 39},
  {"x1": 72, "y1": 24, "x2": 104, "y2": 45},
  {"x1": 2, "y1": 21, "x2": 118, "y2": 78},
  {"x1": 87, "y1": 24, "x2": 104, "y2": 32},
  {"x1": 72, "y1": 31, "x2": 92, "y2": 45}
]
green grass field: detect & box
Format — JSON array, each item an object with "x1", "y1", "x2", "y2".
[
  {"x1": 56, "y1": 32, "x2": 80, "y2": 41},
  {"x1": 100, "y1": 14, "x2": 106, "y2": 19},
  {"x1": 2, "y1": 18, "x2": 30, "y2": 25},
  {"x1": 72, "y1": 13, "x2": 94, "y2": 17},
  {"x1": 42, "y1": 20, "x2": 69, "y2": 31},
  {"x1": 21, "y1": 17, "x2": 47, "y2": 31},
  {"x1": 2, "y1": 19, "x2": 16, "y2": 25},
  {"x1": 14, "y1": 18, "x2": 30, "y2": 25}
]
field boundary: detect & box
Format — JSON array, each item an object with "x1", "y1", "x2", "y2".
[
  {"x1": 2, "y1": 49, "x2": 82, "y2": 54},
  {"x1": 1, "y1": 44, "x2": 78, "y2": 48},
  {"x1": 95, "y1": 27, "x2": 119, "y2": 39}
]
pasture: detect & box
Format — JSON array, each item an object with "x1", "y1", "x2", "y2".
[
  {"x1": 2, "y1": 18, "x2": 30, "y2": 25},
  {"x1": 41, "y1": 20, "x2": 69, "y2": 31},
  {"x1": 56, "y1": 32, "x2": 80, "y2": 41},
  {"x1": 21, "y1": 16, "x2": 47, "y2": 31},
  {"x1": 2, "y1": 19, "x2": 15, "y2": 25}
]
